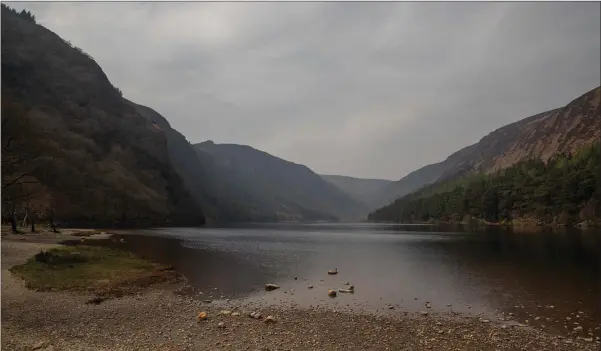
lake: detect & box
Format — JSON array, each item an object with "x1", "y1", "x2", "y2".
[{"x1": 88, "y1": 223, "x2": 600, "y2": 338}]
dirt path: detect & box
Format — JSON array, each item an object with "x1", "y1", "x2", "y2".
[{"x1": 1, "y1": 236, "x2": 598, "y2": 351}]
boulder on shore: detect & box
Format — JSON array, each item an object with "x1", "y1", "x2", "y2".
[{"x1": 265, "y1": 284, "x2": 280, "y2": 291}]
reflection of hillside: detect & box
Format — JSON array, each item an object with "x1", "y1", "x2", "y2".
[
  {"x1": 414, "y1": 226, "x2": 600, "y2": 337},
  {"x1": 79, "y1": 235, "x2": 273, "y2": 297}
]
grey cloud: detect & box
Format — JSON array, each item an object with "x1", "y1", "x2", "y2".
[{"x1": 7, "y1": 2, "x2": 600, "y2": 179}]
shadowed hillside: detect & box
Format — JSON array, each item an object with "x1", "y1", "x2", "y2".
[{"x1": 1, "y1": 4, "x2": 205, "y2": 227}]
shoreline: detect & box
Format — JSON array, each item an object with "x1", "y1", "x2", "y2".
[{"x1": 2, "y1": 232, "x2": 599, "y2": 350}]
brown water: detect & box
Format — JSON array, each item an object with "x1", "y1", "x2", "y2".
[{"x1": 80, "y1": 223, "x2": 600, "y2": 338}]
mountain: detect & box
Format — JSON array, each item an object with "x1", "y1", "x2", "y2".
[
  {"x1": 320, "y1": 175, "x2": 392, "y2": 209},
  {"x1": 371, "y1": 86, "x2": 601, "y2": 209},
  {"x1": 193, "y1": 142, "x2": 368, "y2": 222},
  {"x1": 368, "y1": 142, "x2": 600, "y2": 226},
  {"x1": 1, "y1": 5, "x2": 205, "y2": 227}
]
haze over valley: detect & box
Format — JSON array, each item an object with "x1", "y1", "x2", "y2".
[{"x1": 1, "y1": 3, "x2": 600, "y2": 350}]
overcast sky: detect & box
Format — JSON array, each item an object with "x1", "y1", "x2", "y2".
[{"x1": 8, "y1": 2, "x2": 601, "y2": 180}]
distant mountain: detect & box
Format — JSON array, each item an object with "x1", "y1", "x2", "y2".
[
  {"x1": 320, "y1": 175, "x2": 392, "y2": 209},
  {"x1": 193, "y1": 142, "x2": 368, "y2": 222},
  {"x1": 1, "y1": 5, "x2": 204, "y2": 227},
  {"x1": 371, "y1": 86, "x2": 601, "y2": 209}
]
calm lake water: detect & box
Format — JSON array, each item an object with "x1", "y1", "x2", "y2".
[{"x1": 89, "y1": 223, "x2": 600, "y2": 338}]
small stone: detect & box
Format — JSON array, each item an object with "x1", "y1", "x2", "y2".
[
  {"x1": 388, "y1": 306, "x2": 394, "y2": 310},
  {"x1": 435, "y1": 322, "x2": 442, "y2": 326},
  {"x1": 348, "y1": 285, "x2": 354, "y2": 291},
  {"x1": 420, "y1": 311, "x2": 429, "y2": 316},
  {"x1": 308, "y1": 285, "x2": 314, "y2": 289},
  {"x1": 32, "y1": 341, "x2": 49, "y2": 350},
  {"x1": 265, "y1": 284, "x2": 280, "y2": 291},
  {"x1": 327, "y1": 268, "x2": 338, "y2": 275},
  {"x1": 253, "y1": 312, "x2": 262, "y2": 319},
  {"x1": 574, "y1": 326, "x2": 583, "y2": 332},
  {"x1": 196, "y1": 312, "x2": 208, "y2": 322},
  {"x1": 220, "y1": 310, "x2": 232, "y2": 316},
  {"x1": 446, "y1": 304, "x2": 452, "y2": 307},
  {"x1": 481, "y1": 319, "x2": 490, "y2": 323},
  {"x1": 566, "y1": 317, "x2": 571, "y2": 321},
  {"x1": 217, "y1": 322, "x2": 225, "y2": 329},
  {"x1": 231, "y1": 312, "x2": 240, "y2": 316},
  {"x1": 500, "y1": 325, "x2": 507, "y2": 329},
  {"x1": 425, "y1": 303, "x2": 432, "y2": 309},
  {"x1": 203, "y1": 300, "x2": 212, "y2": 303},
  {"x1": 264, "y1": 316, "x2": 276, "y2": 323},
  {"x1": 534, "y1": 316, "x2": 540, "y2": 321},
  {"x1": 583, "y1": 337, "x2": 593, "y2": 342},
  {"x1": 328, "y1": 289, "x2": 337, "y2": 297},
  {"x1": 338, "y1": 289, "x2": 353, "y2": 293},
  {"x1": 344, "y1": 281, "x2": 350, "y2": 285}
]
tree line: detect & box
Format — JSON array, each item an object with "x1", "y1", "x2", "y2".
[
  {"x1": 368, "y1": 142, "x2": 601, "y2": 226},
  {"x1": 1, "y1": 4, "x2": 36, "y2": 23}
]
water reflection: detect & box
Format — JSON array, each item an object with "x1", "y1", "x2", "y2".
[{"x1": 77, "y1": 223, "x2": 600, "y2": 337}]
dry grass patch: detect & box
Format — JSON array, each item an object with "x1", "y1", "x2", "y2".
[{"x1": 10, "y1": 245, "x2": 179, "y2": 299}]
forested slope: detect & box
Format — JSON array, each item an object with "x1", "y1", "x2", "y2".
[{"x1": 369, "y1": 143, "x2": 601, "y2": 226}]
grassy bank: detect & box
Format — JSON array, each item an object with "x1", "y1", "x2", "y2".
[{"x1": 10, "y1": 244, "x2": 179, "y2": 299}]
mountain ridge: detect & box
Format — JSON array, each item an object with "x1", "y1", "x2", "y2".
[
  {"x1": 193, "y1": 141, "x2": 369, "y2": 222},
  {"x1": 370, "y1": 86, "x2": 600, "y2": 210}
]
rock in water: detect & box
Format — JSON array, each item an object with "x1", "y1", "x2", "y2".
[
  {"x1": 338, "y1": 289, "x2": 354, "y2": 293},
  {"x1": 265, "y1": 284, "x2": 280, "y2": 291},
  {"x1": 196, "y1": 311, "x2": 208, "y2": 322},
  {"x1": 264, "y1": 316, "x2": 276, "y2": 323},
  {"x1": 328, "y1": 289, "x2": 337, "y2": 297},
  {"x1": 348, "y1": 285, "x2": 354, "y2": 291},
  {"x1": 308, "y1": 285, "x2": 314, "y2": 289},
  {"x1": 327, "y1": 269, "x2": 338, "y2": 275}
]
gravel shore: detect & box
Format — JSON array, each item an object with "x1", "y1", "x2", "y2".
[{"x1": 2, "y1": 235, "x2": 598, "y2": 351}]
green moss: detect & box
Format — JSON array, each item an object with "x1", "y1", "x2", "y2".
[{"x1": 10, "y1": 245, "x2": 177, "y2": 297}]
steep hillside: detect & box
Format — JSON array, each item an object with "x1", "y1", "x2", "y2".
[
  {"x1": 1, "y1": 5, "x2": 204, "y2": 227},
  {"x1": 320, "y1": 175, "x2": 392, "y2": 209},
  {"x1": 369, "y1": 142, "x2": 601, "y2": 226},
  {"x1": 193, "y1": 142, "x2": 368, "y2": 222},
  {"x1": 372, "y1": 86, "x2": 601, "y2": 209}
]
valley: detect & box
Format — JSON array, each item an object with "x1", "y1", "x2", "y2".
[{"x1": 1, "y1": 3, "x2": 600, "y2": 351}]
